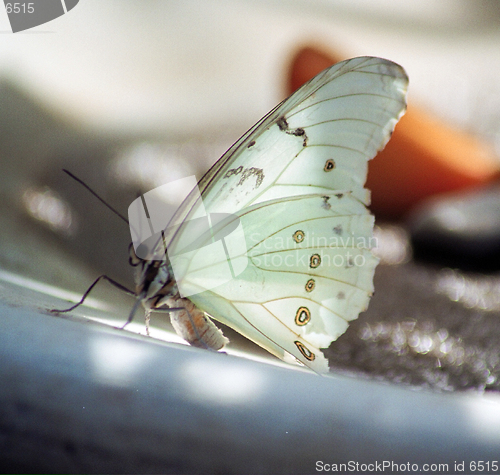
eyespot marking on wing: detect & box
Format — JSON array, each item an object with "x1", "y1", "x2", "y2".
[
  {"x1": 305, "y1": 278, "x2": 315, "y2": 292},
  {"x1": 293, "y1": 230, "x2": 305, "y2": 243},
  {"x1": 295, "y1": 306, "x2": 311, "y2": 326},
  {"x1": 310, "y1": 254, "x2": 321, "y2": 268},
  {"x1": 294, "y1": 341, "x2": 315, "y2": 361},
  {"x1": 324, "y1": 159, "x2": 335, "y2": 171}
]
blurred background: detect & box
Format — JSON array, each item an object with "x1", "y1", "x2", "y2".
[{"x1": 2, "y1": 0, "x2": 500, "y2": 390}]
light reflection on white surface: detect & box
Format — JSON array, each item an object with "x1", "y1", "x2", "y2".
[
  {"x1": 465, "y1": 394, "x2": 500, "y2": 442},
  {"x1": 181, "y1": 358, "x2": 265, "y2": 406},
  {"x1": 90, "y1": 336, "x2": 155, "y2": 387},
  {"x1": 120, "y1": 317, "x2": 187, "y2": 345},
  {"x1": 0, "y1": 267, "x2": 293, "y2": 369},
  {"x1": 0, "y1": 268, "x2": 106, "y2": 310}
]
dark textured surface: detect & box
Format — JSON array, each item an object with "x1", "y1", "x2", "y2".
[{"x1": 326, "y1": 261, "x2": 500, "y2": 391}]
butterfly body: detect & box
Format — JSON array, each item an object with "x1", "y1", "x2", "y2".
[
  {"x1": 130, "y1": 249, "x2": 228, "y2": 350},
  {"x1": 131, "y1": 57, "x2": 408, "y2": 373}
]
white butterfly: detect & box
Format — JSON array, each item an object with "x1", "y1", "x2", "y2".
[{"x1": 130, "y1": 56, "x2": 408, "y2": 373}]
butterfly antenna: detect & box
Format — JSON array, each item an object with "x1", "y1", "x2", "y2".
[{"x1": 63, "y1": 169, "x2": 129, "y2": 225}]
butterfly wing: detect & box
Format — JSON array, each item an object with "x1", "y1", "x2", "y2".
[{"x1": 165, "y1": 57, "x2": 408, "y2": 372}]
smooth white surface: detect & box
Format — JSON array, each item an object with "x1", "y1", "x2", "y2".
[{"x1": 1, "y1": 299, "x2": 500, "y2": 473}]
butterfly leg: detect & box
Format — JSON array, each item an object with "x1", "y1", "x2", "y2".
[
  {"x1": 145, "y1": 309, "x2": 151, "y2": 336},
  {"x1": 51, "y1": 275, "x2": 134, "y2": 313}
]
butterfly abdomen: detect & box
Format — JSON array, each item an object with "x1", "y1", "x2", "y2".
[
  {"x1": 131, "y1": 247, "x2": 228, "y2": 349},
  {"x1": 169, "y1": 297, "x2": 229, "y2": 350}
]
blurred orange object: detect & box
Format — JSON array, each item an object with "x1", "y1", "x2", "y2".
[{"x1": 287, "y1": 47, "x2": 500, "y2": 218}]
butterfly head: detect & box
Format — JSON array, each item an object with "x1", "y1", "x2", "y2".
[{"x1": 128, "y1": 243, "x2": 178, "y2": 310}]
